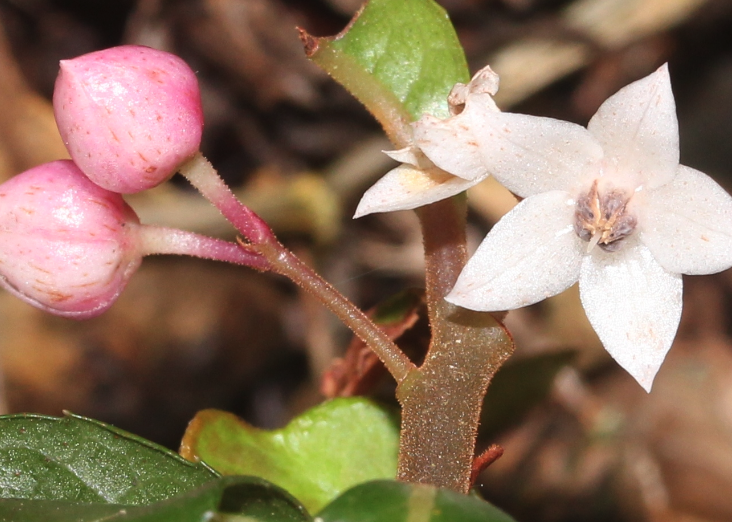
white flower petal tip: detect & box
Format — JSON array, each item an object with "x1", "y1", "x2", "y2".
[
  {"x1": 384, "y1": 147, "x2": 421, "y2": 166},
  {"x1": 353, "y1": 165, "x2": 482, "y2": 218},
  {"x1": 579, "y1": 242, "x2": 682, "y2": 393},
  {"x1": 648, "y1": 63, "x2": 671, "y2": 85},
  {"x1": 468, "y1": 65, "x2": 500, "y2": 95},
  {"x1": 614, "y1": 349, "x2": 667, "y2": 393},
  {"x1": 448, "y1": 65, "x2": 500, "y2": 114},
  {"x1": 635, "y1": 368, "x2": 659, "y2": 393},
  {"x1": 588, "y1": 63, "x2": 678, "y2": 190}
]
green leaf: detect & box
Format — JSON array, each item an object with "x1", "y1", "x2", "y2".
[
  {"x1": 181, "y1": 398, "x2": 399, "y2": 513},
  {"x1": 215, "y1": 476, "x2": 311, "y2": 522},
  {"x1": 0, "y1": 414, "x2": 310, "y2": 520},
  {"x1": 0, "y1": 476, "x2": 311, "y2": 522},
  {"x1": 0, "y1": 500, "x2": 127, "y2": 522},
  {"x1": 0, "y1": 413, "x2": 217, "y2": 504},
  {"x1": 301, "y1": 0, "x2": 469, "y2": 145},
  {"x1": 317, "y1": 480, "x2": 517, "y2": 522}
]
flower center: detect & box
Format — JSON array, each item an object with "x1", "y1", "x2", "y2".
[{"x1": 574, "y1": 180, "x2": 637, "y2": 252}]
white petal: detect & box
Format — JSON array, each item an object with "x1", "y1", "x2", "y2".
[
  {"x1": 411, "y1": 99, "x2": 494, "y2": 182},
  {"x1": 353, "y1": 165, "x2": 483, "y2": 217},
  {"x1": 384, "y1": 147, "x2": 421, "y2": 166},
  {"x1": 415, "y1": 98, "x2": 603, "y2": 197},
  {"x1": 579, "y1": 241, "x2": 682, "y2": 392},
  {"x1": 466, "y1": 65, "x2": 500, "y2": 96},
  {"x1": 588, "y1": 64, "x2": 679, "y2": 190},
  {"x1": 640, "y1": 165, "x2": 732, "y2": 275},
  {"x1": 446, "y1": 190, "x2": 583, "y2": 310},
  {"x1": 448, "y1": 65, "x2": 500, "y2": 112}
]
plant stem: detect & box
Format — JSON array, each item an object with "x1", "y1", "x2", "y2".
[
  {"x1": 178, "y1": 153, "x2": 274, "y2": 245},
  {"x1": 254, "y1": 238, "x2": 415, "y2": 383},
  {"x1": 396, "y1": 197, "x2": 514, "y2": 493},
  {"x1": 417, "y1": 197, "x2": 469, "y2": 314},
  {"x1": 136, "y1": 225, "x2": 270, "y2": 270},
  {"x1": 178, "y1": 152, "x2": 415, "y2": 384}
]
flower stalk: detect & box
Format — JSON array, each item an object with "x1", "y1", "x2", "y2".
[
  {"x1": 178, "y1": 153, "x2": 275, "y2": 245},
  {"x1": 179, "y1": 152, "x2": 415, "y2": 384},
  {"x1": 136, "y1": 225, "x2": 270, "y2": 270}
]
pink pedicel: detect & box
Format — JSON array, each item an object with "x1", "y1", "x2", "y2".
[
  {"x1": 53, "y1": 45, "x2": 204, "y2": 193},
  {"x1": 0, "y1": 160, "x2": 142, "y2": 318}
]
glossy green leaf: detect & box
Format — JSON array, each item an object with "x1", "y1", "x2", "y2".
[
  {"x1": 317, "y1": 480, "x2": 517, "y2": 522},
  {"x1": 0, "y1": 476, "x2": 311, "y2": 522},
  {"x1": 302, "y1": 0, "x2": 469, "y2": 144},
  {"x1": 181, "y1": 398, "x2": 399, "y2": 513},
  {"x1": 0, "y1": 500, "x2": 127, "y2": 522},
  {"x1": 0, "y1": 413, "x2": 217, "y2": 504},
  {"x1": 0, "y1": 414, "x2": 310, "y2": 520},
  {"x1": 215, "y1": 476, "x2": 311, "y2": 522}
]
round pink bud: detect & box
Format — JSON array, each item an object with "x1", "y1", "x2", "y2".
[
  {"x1": 0, "y1": 160, "x2": 142, "y2": 318},
  {"x1": 53, "y1": 45, "x2": 204, "y2": 193}
]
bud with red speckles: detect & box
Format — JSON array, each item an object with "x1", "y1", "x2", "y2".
[
  {"x1": 53, "y1": 45, "x2": 204, "y2": 193},
  {"x1": 0, "y1": 160, "x2": 143, "y2": 318}
]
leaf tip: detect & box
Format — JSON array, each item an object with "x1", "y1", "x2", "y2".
[{"x1": 297, "y1": 27, "x2": 320, "y2": 57}]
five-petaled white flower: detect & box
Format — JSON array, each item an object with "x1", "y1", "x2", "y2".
[{"x1": 407, "y1": 63, "x2": 732, "y2": 391}]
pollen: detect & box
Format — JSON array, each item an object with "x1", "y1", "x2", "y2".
[{"x1": 574, "y1": 180, "x2": 637, "y2": 252}]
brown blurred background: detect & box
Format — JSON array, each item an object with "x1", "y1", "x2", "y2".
[{"x1": 2, "y1": 0, "x2": 732, "y2": 520}]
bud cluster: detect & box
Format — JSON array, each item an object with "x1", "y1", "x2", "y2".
[{"x1": 2, "y1": 45, "x2": 205, "y2": 317}]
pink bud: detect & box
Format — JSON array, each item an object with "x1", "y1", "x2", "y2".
[
  {"x1": 53, "y1": 45, "x2": 204, "y2": 193},
  {"x1": 0, "y1": 160, "x2": 142, "y2": 318}
]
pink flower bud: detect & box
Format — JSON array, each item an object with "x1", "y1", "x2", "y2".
[
  {"x1": 0, "y1": 160, "x2": 142, "y2": 318},
  {"x1": 53, "y1": 45, "x2": 204, "y2": 193}
]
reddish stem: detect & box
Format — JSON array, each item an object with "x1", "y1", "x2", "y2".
[
  {"x1": 178, "y1": 153, "x2": 415, "y2": 383},
  {"x1": 136, "y1": 225, "x2": 269, "y2": 270},
  {"x1": 178, "y1": 153, "x2": 275, "y2": 245}
]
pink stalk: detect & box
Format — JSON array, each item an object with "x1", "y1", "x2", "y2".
[
  {"x1": 178, "y1": 153, "x2": 274, "y2": 245},
  {"x1": 137, "y1": 225, "x2": 269, "y2": 271},
  {"x1": 178, "y1": 152, "x2": 415, "y2": 383}
]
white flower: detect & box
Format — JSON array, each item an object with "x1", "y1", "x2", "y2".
[
  {"x1": 354, "y1": 66, "x2": 501, "y2": 218},
  {"x1": 415, "y1": 64, "x2": 732, "y2": 391}
]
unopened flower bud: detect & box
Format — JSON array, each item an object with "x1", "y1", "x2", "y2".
[
  {"x1": 53, "y1": 45, "x2": 204, "y2": 193},
  {"x1": 0, "y1": 160, "x2": 142, "y2": 318}
]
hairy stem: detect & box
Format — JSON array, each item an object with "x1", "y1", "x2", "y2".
[
  {"x1": 418, "y1": 197, "x2": 469, "y2": 312},
  {"x1": 178, "y1": 153, "x2": 274, "y2": 245},
  {"x1": 254, "y1": 238, "x2": 415, "y2": 383},
  {"x1": 396, "y1": 197, "x2": 513, "y2": 493},
  {"x1": 137, "y1": 225, "x2": 270, "y2": 270},
  {"x1": 178, "y1": 152, "x2": 415, "y2": 383}
]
